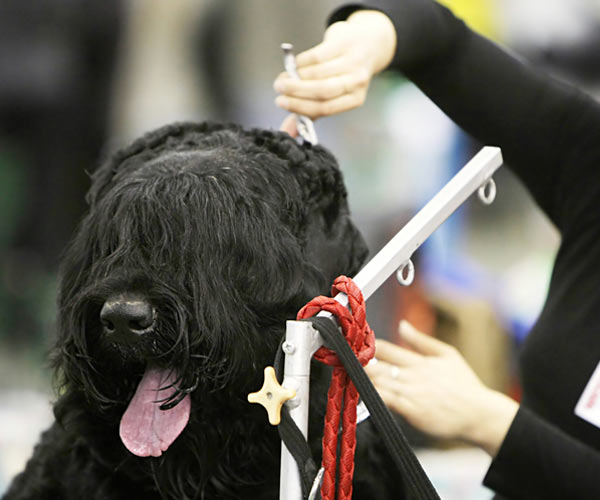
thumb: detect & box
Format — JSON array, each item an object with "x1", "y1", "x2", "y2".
[
  {"x1": 399, "y1": 320, "x2": 450, "y2": 356},
  {"x1": 279, "y1": 114, "x2": 298, "y2": 138}
]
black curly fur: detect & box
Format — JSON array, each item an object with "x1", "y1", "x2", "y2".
[{"x1": 4, "y1": 122, "x2": 403, "y2": 500}]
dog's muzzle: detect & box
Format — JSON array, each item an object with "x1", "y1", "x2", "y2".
[{"x1": 100, "y1": 293, "x2": 155, "y2": 344}]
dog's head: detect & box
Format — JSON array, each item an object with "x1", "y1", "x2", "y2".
[{"x1": 53, "y1": 121, "x2": 367, "y2": 492}]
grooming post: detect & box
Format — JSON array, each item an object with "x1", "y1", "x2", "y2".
[
  {"x1": 279, "y1": 146, "x2": 503, "y2": 500},
  {"x1": 278, "y1": 320, "x2": 324, "y2": 500}
]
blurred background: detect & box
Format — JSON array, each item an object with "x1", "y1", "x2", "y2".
[{"x1": 1, "y1": 0, "x2": 600, "y2": 497}]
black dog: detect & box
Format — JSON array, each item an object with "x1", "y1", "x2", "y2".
[{"x1": 5, "y1": 122, "x2": 403, "y2": 499}]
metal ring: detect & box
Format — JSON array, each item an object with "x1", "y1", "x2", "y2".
[
  {"x1": 478, "y1": 178, "x2": 496, "y2": 205},
  {"x1": 396, "y1": 259, "x2": 415, "y2": 286}
]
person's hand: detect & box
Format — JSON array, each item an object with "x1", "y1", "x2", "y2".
[
  {"x1": 366, "y1": 321, "x2": 519, "y2": 457},
  {"x1": 273, "y1": 10, "x2": 397, "y2": 120}
]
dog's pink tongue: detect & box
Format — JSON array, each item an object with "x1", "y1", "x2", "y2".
[{"x1": 120, "y1": 366, "x2": 190, "y2": 457}]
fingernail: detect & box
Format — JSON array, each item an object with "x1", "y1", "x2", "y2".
[
  {"x1": 273, "y1": 80, "x2": 285, "y2": 92},
  {"x1": 398, "y1": 320, "x2": 415, "y2": 336},
  {"x1": 275, "y1": 96, "x2": 289, "y2": 109},
  {"x1": 398, "y1": 320, "x2": 407, "y2": 336}
]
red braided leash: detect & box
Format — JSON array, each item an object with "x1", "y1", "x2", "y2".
[{"x1": 297, "y1": 276, "x2": 375, "y2": 500}]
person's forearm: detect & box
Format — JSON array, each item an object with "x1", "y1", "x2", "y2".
[
  {"x1": 484, "y1": 407, "x2": 600, "y2": 499},
  {"x1": 334, "y1": 1, "x2": 600, "y2": 230}
]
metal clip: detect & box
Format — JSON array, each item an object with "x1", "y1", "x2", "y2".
[
  {"x1": 396, "y1": 259, "x2": 415, "y2": 286},
  {"x1": 308, "y1": 467, "x2": 325, "y2": 500},
  {"x1": 478, "y1": 178, "x2": 496, "y2": 205},
  {"x1": 281, "y1": 43, "x2": 318, "y2": 145}
]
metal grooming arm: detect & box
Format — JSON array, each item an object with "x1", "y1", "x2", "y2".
[{"x1": 278, "y1": 146, "x2": 503, "y2": 500}]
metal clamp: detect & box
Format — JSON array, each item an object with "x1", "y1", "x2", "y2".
[
  {"x1": 281, "y1": 43, "x2": 318, "y2": 145},
  {"x1": 478, "y1": 178, "x2": 496, "y2": 205},
  {"x1": 248, "y1": 366, "x2": 296, "y2": 425},
  {"x1": 396, "y1": 259, "x2": 415, "y2": 286}
]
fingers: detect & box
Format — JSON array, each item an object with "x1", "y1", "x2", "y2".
[
  {"x1": 276, "y1": 67, "x2": 369, "y2": 98},
  {"x1": 365, "y1": 359, "x2": 408, "y2": 381},
  {"x1": 399, "y1": 320, "x2": 453, "y2": 356},
  {"x1": 274, "y1": 70, "x2": 368, "y2": 119},
  {"x1": 296, "y1": 57, "x2": 357, "y2": 81},
  {"x1": 275, "y1": 75, "x2": 351, "y2": 102},
  {"x1": 372, "y1": 374, "x2": 410, "y2": 394},
  {"x1": 368, "y1": 322, "x2": 452, "y2": 370},
  {"x1": 274, "y1": 23, "x2": 371, "y2": 120},
  {"x1": 373, "y1": 339, "x2": 422, "y2": 367},
  {"x1": 375, "y1": 385, "x2": 417, "y2": 418},
  {"x1": 275, "y1": 91, "x2": 365, "y2": 120}
]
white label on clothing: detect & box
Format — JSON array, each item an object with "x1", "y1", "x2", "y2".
[
  {"x1": 356, "y1": 400, "x2": 371, "y2": 424},
  {"x1": 575, "y1": 361, "x2": 600, "y2": 429}
]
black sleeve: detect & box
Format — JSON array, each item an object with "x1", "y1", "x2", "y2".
[
  {"x1": 329, "y1": 0, "x2": 600, "y2": 234},
  {"x1": 483, "y1": 406, "x2": 600, "y2": 499}
]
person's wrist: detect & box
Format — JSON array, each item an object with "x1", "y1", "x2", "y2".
[
  {"x1": 462, "y1": 388, "x2": 519, "y2": 457},
  {"x1": 347, "y1": 10, "x2": 397, "y2": 74}
]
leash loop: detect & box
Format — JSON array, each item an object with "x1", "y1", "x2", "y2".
[{"x1": 297, "y1": 276, "x2": 374, "y2": 500}]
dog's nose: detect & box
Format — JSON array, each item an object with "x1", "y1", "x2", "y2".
[{"x1": 100, "y1": 294, "x2": 155, "y2": 342}]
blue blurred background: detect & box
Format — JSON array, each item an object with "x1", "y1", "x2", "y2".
[{"x1": 2, "y1": 1, "x2": 600, "y2": 497}]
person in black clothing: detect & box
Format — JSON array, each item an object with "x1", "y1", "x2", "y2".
[{"x1": 274, "y1": 1, "x2": 600, "y2": 498}]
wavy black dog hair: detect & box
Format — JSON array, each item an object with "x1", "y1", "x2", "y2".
[{"x1": 6, "y1": 122, "x2": 374, "y2": 500}]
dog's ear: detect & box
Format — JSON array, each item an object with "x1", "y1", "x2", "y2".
[
  {"x1": 303, "y1": 205, "x2": 369, "y2": 289},
  {"x1": 341, "y1": 217, "x2": 370, "y2": 277},
  {"x1": 253, "y1": 129, "x2": 369, "y2": 282}
]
